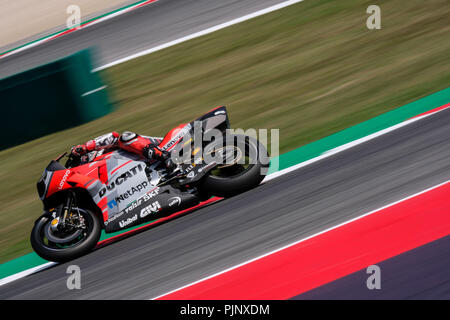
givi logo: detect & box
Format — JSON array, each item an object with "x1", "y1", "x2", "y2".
[{"x1": 140, "y1": 201, "x2": 161, "y2": 218}]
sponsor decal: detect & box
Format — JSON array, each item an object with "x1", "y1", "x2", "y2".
[
  {"x1": 187, "y1": 171, "x2": 195, "y2": 179},
  {"x1": 105, "y1": 187, "x2": 161, "y2": 226},
  {"x1": 124, "y1": 200, "x2": 141, "y2": 214},
  {"x1": 108, "y1": 199, "x2": 118, "y2": 209},
  {"x1": 140, "y1": 201, "x2": 161, "y2": 218},
  {"x1": 58, "y1": 170, "x2": 71, "y2": 190},
  {"x1": 115, "y1": 181, "x2": 148, "y2": 203},
  {"x1": 144, "y1": 187, "x2": 160, "y2": 200},
  {"x1": 105, "y1": 210, "x2": 124, "y2": 225},
  {"x1": 184, "y1": 157, "x2": 203, "y2": 175},
  {"x1": 164, "y1": 124, "x2": 192, "y2": 151},
  {"x1": 122, "y1": 187, "x2": 160, "y2": 214},
  {"x1": 98, "y1": 164, "x2": 143, "y2": 197},
  {"x1": 118, "y1": 214, "x2": 138, "y2": 228},
  {"x1": 168, "y1": 196, "x2": 181, "y2": 207}
]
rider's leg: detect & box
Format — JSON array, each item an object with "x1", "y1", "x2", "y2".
[{"x1": 118, "y1": 131, "x2": 177, "y2": 172}]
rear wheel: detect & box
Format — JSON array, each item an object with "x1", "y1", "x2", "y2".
[
  {"x1": 200, "y1": 134, "x2": 269, "y2": 198},
  {"x1": 30, "y1": 208, "x2": 101, "y2": 262}
]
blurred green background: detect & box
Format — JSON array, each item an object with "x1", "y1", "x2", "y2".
[{"x1": 1, "y1": 0, "x2": 449, "y2": 263}]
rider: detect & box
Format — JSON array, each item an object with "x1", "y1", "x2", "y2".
[{"x1": 71, "y1": 131, "x2": 177, "y2": 172}]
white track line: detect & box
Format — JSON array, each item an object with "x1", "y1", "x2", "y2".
[
  {"x1": 1, "y1": 0, "x2": 449, "y2": 285},
  {"x1": 0, "y1": 104, "x2": 448, "y2": 287},
  {"x1": 0, "y1": 262, "x2": 57, "y2": 287},
  {"x1": 0, "y1": 0, "x2": 159, "y2": 60},
  {"x1": 0, "y1": 0, "x2": 306, "y2": 286},
  {"x1": 93, "y1": 0, "x2": 306, "y2": 71},
  {"x1": 262, "y1": 106, "x2": 449, "y2": 183},
  {"x1": 152, "y1": 179, "x2": 450, "y2": 299},
  {"x1": 81, "y1": 85, "x2": 107, "y2": 97}
]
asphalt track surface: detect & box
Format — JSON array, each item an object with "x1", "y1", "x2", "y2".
[
  {"x1": 0, "y1": 0, "x2": 293, "y2": 79},
  {"x1": 1, "y1": 107, "x2": 449, "y2": 299},
  {"x1": 295, "y1": 235, "x2": 450, "y2": 300},
  {"x1": 1, "y1": 0, "x2": 449, "y2": 299}
]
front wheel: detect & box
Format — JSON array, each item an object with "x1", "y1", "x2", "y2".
[
  {"x1": 200, "y1": 134, "x2": 270, "y2": 198},
  {"x1": 30, "y1": 207, "x2": 101, "y2": 262}
]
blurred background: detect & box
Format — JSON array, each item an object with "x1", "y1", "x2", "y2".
[
  {"x1": 0, "y1": 0, "x2": 138, "y2": 51},
  {"x1": 0, "y1": 0, "x2": 449, "y2": 264}
]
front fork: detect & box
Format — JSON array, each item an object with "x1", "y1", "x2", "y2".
[{"x1": 48, "y1": 190, "x2": 75, "y2": 231}]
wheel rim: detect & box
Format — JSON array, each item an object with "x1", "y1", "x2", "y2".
[
  {"x1": 208, "y1": 139, "x2": 255, "y2": 179},
  {"x1": 37, "y1": 208, "x2": 92, "y2": 250}
]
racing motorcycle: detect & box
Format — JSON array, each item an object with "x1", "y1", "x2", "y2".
[{"x1": 31, "y1": 106, "x2": 269, "y2": 262}]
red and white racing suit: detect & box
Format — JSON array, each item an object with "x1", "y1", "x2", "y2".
[{"x1": 72, "y1": 131, "x2": 168, "y2": 164}]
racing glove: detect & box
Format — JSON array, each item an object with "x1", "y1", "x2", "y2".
[
  {"x1": 71, "y1": 144, "x2": 88, "y2": 157},
  {"x1": 71, "y1": 140, "x2": 96, "y2": 157}
]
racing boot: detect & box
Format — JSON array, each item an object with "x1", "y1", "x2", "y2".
[{"x1": 143, "y1": 144, "x2": 180, "y2": 175}]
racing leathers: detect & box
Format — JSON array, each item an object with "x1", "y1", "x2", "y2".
[{"x1": 71, "y1": 131, "x2": 177, "y2": 171}]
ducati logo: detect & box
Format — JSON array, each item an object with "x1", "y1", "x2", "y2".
[{"x1": 98, "y1": 164, "x2": 144, "y2": 197}]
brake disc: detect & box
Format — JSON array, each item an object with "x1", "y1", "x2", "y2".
[{"x1": 44, "y1": 222, "x2": 82, "y2": 244}]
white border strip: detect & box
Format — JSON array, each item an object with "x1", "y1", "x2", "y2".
[
  {"x1": 0, "y1": 262, "x2": 57, "y2": 287},
  {"x1": 152, "y1": 179, "x2": 450, "y2": 299},
  {"x1": 1, "y1": 0, "x2": 449, "y2": 284},
  {"x1": 81, "y1": 85, "x2": 107, "y2": 97},
  {"x1": 93, "y1": 0, "x2": 306, "y2": 71},
  {"x1": 0, "y1": 0, "x2": 158, "y2": 60}
]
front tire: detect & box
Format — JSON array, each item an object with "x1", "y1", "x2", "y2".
[
  {"x1": 200, "y1": 134, "x2": 270, "y2": 198},
  {"x1": 30, "y1": 208, "x2": 101, "y2": 262}
]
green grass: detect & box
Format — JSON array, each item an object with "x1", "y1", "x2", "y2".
[{"x1": 1, "y1": 0, "x2": 449, "y2": 263}]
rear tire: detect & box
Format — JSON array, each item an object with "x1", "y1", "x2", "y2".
[
  {"x1": 30, "y1": 208, "x2": 101, "y2": 262},
  {"x1": 200, "y1": 134, "x2": 269, "y2": 198}
]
